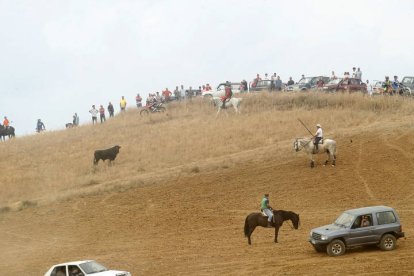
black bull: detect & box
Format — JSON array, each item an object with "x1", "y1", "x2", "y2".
[{"x1": 93, "y1": 145, "x2": 121, "y2": 165}]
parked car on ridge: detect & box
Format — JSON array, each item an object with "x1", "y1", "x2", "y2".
[
  {"x1": 323, "y1": 78, "x2": 367, "y2": 93},
  {"x1": 401, "y1": 76, "x2": 414, "y2": 90},
  {"x1": 250, "y1": 79, "x2": 286, "y2": 92},
  {"x1": 322, "y1": 78, "x2": 343, "y2": 92},
  {"x1": 286, "y1": 76, "x2": 330, "y2": 91}
]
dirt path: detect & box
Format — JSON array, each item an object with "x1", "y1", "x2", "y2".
[{"x1": 0, "y1": 129, "x2": 413, "y2": 275}]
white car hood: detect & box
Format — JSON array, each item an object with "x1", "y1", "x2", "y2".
[{"x1": 91, "y1": 270, "x2": 129, "y2": 276}]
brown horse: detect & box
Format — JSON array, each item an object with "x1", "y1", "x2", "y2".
[{"x1": 244, "y1": 210, "x2": 300, "y2": 245}]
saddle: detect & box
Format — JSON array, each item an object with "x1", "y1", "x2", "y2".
[{"x1": 315, "y1": 138, "x2": 324, "y2": 144}]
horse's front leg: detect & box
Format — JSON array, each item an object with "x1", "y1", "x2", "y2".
[
  {"x1": 309, "y1": 153, "x2": 314, "y2": 168},
  {"x1": 324, "y1": 151, "x2": 330, "y2": 166},
  {"x1": 233, "y1": 104, "x2": 239, "y2": 114},
  {"x1": 215, "y1": 108, "x2": 221, "y2": 119},
  {"x1": 274, "y1": 226, "x2": 280, "y2": 243}
]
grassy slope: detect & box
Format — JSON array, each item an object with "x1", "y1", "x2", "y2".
[{"x1": 0, "y1": 92, "x2": 413, "y2": 208}]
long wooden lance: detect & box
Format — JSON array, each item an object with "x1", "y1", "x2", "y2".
[{"x1": 297, "y1": 118, "x2": 314, "y2": 136}]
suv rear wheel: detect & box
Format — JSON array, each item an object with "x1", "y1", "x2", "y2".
[
  {"x1": 327, "y1": 239, "x2": 346, "y2": 256},
  {"x1": 379, "y1": 234, "x2": 396, "y2": 251}
]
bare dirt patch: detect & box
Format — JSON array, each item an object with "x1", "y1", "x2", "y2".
[{"x1": 1, "y1": 126, "x2": 413, "y2": 275}]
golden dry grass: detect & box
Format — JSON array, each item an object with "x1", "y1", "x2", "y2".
[{"x1": 1, "y1": 92, "x2": 413, "y2": 208}]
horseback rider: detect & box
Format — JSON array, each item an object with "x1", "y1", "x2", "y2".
[
  {"x1": 314, "y1": 124, "x2": 323, "y2": 152},
  {"x1": 221, "y1": 81, "x2": 233, "y2": 109},
  {"x1": 3, "y1": 116, "x2": 10, "y2": 129},
  {"x1": 261, "y1": 193, "x2": 274, "y2": 227}
]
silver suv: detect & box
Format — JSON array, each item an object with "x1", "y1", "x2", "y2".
[{"x1": 309, "y1": 206, "x2": 405, "y2": 256}]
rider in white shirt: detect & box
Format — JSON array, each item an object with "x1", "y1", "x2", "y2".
[{"x1": 314, "y1": 124, "x2": 323, "y2": 151}]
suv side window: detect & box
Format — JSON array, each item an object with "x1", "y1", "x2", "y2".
[
  {"x1": 352, "y1": 214, "x2": 372, "y2": 228},
  {"x1": 376, "y1": 211, "x2": 396, "y2": 225}
]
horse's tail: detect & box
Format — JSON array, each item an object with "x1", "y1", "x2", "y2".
[{"x1": 244, "y1": 215, "x2": 250, "y2": 237}]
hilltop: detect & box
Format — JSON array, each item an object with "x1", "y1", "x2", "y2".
[{"x1": 0, "y1": 92, "x2": 413, "y2": 275}]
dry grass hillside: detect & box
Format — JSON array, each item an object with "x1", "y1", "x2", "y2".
[{"x1": 1, "y1": 92, "x2": 414, "y2": 275}]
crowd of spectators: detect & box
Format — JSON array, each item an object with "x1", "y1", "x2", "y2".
[{"x1": 67, "y1": 66, "x2": 407, "y2": 129}]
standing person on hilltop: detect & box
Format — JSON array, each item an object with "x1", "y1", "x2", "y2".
[
  {"x1": 180, "y1": 85, "x2": 186, "y2": 100},
  {"x1": 287, "y1": 77, "x2": 294, "y2": 86},
  {"x1": 355, "y1": 67, "x2": 362, "y2": 80},
  {"x1": 252, "y1": 73, "x2": 261, "y2": 88},
  {"x1": 120, "y1": 96, "x2": 127, "y2": 112},
  {"x1": 330, "y1": 71, "x2": 337, "y2": 80},
  {"x1": 73, "y1": 113, "x2": 79, "y2": 126},
  {"x1": 382, "y1": 76, "x2": 392, "y2": 94},
  {"x1": 99, "y1": 105, "x2": 106, "y2": 123},
  {"x1": 275, "y1": 76, "x2": 282, "y2": 91},
  {"x1": 392, "y1": 76, "x2": 400, "y2": 94},
  {"x1": 3, "y1": 116, "x2": 10, "y2": 129},
  {"x1": 240, "y1": 79, "x2": 248, "y2": 92},
  {"x1": 351, "y1": 67, "x2": 357, "y2": 78},
  {"x1": 36, "y1": 119, "x2": 46, "y2": 133},
  {"x1": 270, "y1": 73, "x2": 277, "y2": 91},
  {"x1": 108, "y1": 102, "x2": 114, "y2": 117},
  {"x1": 366, "y1": 80, "x2": 373, "y2": 97},
  {"x1": 136, "y1": 93, "x2": 143, "y2": 107},
  {"x1": 174, "y1": 86, "x2": 180, "y2": 101},
  {"x1": 162, "y1": 88, "x2": 172, "y2": 102},
  {"x1": 89, "y1": 105, "x2": 98, "y2": 125}
]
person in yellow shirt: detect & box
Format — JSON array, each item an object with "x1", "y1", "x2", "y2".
[{"x1": 120, "y1": 96, "x2": 127, "y2": 112}]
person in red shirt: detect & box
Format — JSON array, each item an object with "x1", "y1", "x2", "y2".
[
  {"x1": 162, "y1": 88, "x2": 172, "y2": 101},
  {"x1": 3, "y1": 116, "x2": 10, "y2": 128},
  {"x1": 221, "y1": 81, "x2": 233, "y2": 109},
  {"x1": 252, "y1": 73, "x2": 261, "y2": 88}
]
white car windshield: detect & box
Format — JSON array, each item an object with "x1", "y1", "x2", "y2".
[
  {"x1": 334, "y1": 212, "x2": 355, "y2": 228},
  {"x1": 79, "y1": 261, "x2": 108, "y2": 274}
]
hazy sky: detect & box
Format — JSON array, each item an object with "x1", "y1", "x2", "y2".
[{"x1": 1, "y1": 0, "x2": 413, "y2": 135}]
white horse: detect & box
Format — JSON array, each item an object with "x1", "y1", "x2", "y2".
[
  {"x1": 293, "y1": 137, "x2": 337, "y2": 168},
  {"x1": 211, "y1": 97, "x2": 242, "y2": 117}
]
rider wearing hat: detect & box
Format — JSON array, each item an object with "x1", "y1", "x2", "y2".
[
  {"x1": 261, "y1": 193, "x2": 274, "y2": 227},
  {"x1": 221, "y1": 81, "x2": 233, "y2": 109},
  {"x1": 314, "y1": 124, "x2": 323, "y2": 151}
]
